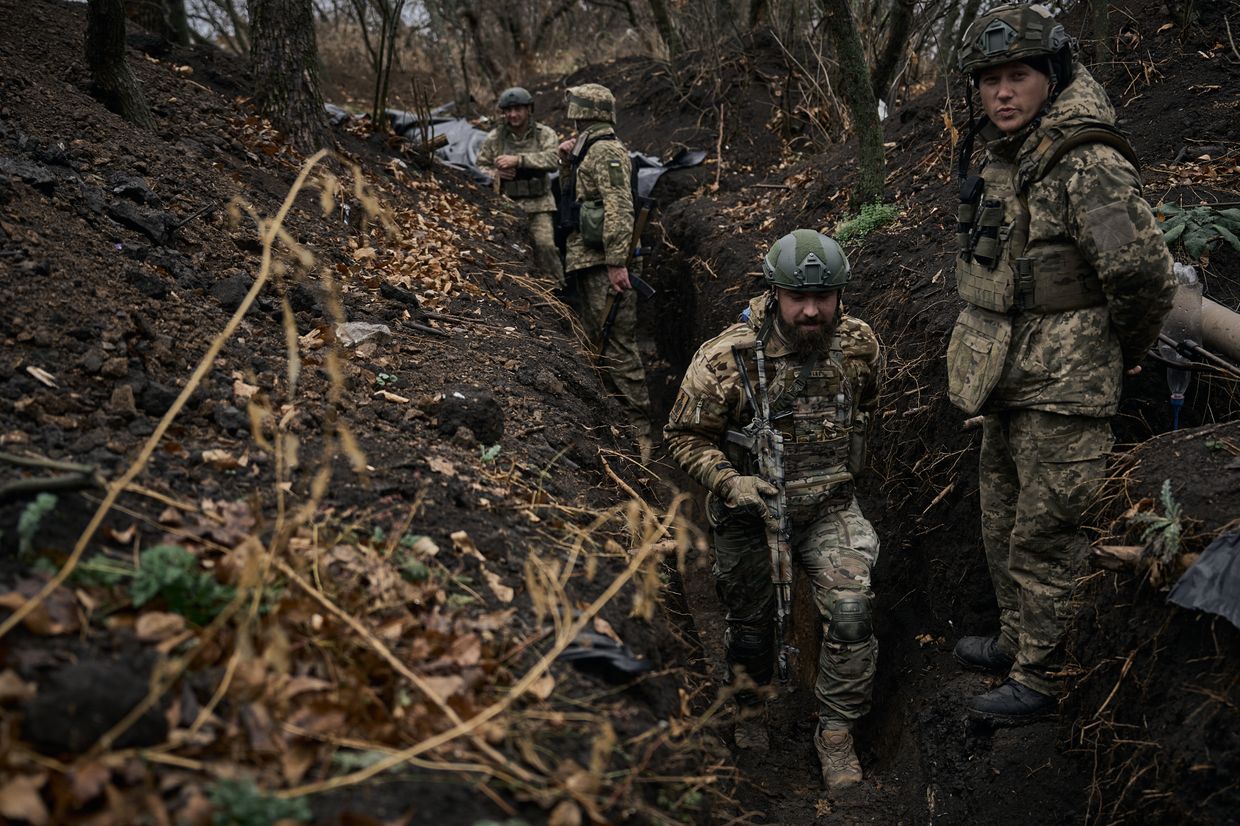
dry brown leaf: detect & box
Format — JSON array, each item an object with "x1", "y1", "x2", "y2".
[
  {"x1": 548, "y1": 800, "x2": 583, "y2": 826},
  {"x1": 25, "y1": 365, "x2": 57, "y2": 388},
  {"x1": 233, "y1": 378, "x2": 259, "y2": 401},
  {"x1": 530, "y1": 673, "x2": 555, "y2": 700},
  {"x1": 451, "y1": 530, "x2": 485, "y2": 560},
  {"x1": 0, "y1": 773, "x2": 49, "y2": 825},
  {"x1": 0, "y1": 669, "x2": 37, "y2": 704},
  {"x1": 67, "y1": 762, "x2": 110, "y2": 807},
  {"x1": 482, "y1": 569, "x2": 514, "y2": 604},
  {"x1": 0, "y1": 586, "x2": 80, "y2": 635},
  {"x1": 448, "y1": 634, "x2": 481, "y2": 666},
  {"x1": 421, "y1": 674, "x2": 464, "y2": 700},
  {"x1": 408, "y1": 536, "x2": 439, "y2": 557},
  {"x1": 135, "y1": 611, "x2": 187, "y2": 642},
  {"x1": 428, "y1": 456, "x2": 456, "y2": 477},
  {"x1": 201, "y1": 448, "x2": 247, "y2": 470},
  {"x1": 352, "y1": 246, "x2": 377, "y2": 260},
  {"x1": 592, "y1": 616, "x2": 622, "y2": 644}
]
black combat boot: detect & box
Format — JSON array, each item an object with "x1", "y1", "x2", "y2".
[
  {"x1": 953, "y1": 634, "x2": 1015, "y2": 674},
  {"x1": 966, "y1": 679, "x2": 1055, "y2": 725}
]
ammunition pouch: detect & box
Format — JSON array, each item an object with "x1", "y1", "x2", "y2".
[
  {"x1": 946, "y1": 305, "x2": 1012, "y2": 414},
  {"x1": 579, "y1": 199, "x2": 605, "y2": 249},
  {"x1": 847, "y1": 412, "x2": 869, "y2": 477},
  {"x1": 501, "y1": 171, "x2": 549, "y2": 199}
]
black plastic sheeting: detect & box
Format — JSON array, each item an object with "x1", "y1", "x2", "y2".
[
  {"x1": 325, "y1": 104, "x2": 706, "y2": 198},
  {"x1": 556, "y1": 630, "x2": 653, "y2": 685},
  {"x1": 1168, "y1": 530, "x2": 1240, "y2": 631}
]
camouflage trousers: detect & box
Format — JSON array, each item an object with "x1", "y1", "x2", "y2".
[
  {"x1": 526, "y1": 211, "x2": 564, "y2": 290},
  {"x1": 709, "y1": 496, "x2": 879, "y2": 727},
  {"x1": 980, "y1": 409, "x2": 1112, "y2": 696},
  {"x1": 576, "y1": 265, "x2": 652, "y2": 439}
]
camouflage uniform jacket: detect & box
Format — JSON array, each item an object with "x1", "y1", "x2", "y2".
[
  {"x1": 950, "y1": 66, "x2": 1175, "y2": 417},
  {"x1": 562, "y1": 121, "x2": 633, "y2": 272},
  {"x1": 664, "y1": 296, "x2": 881, "y2": 512},
  {"x1": 476, "y1": 122, "x2": 560, "y2": 214}
]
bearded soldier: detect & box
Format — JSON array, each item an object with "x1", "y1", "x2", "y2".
[
  {"x1": 477, "y1": 86, "x2": 564, "y2": 289},
  {"x1": 664, "y1": 230, "x2": 882, "y2": 790},
  {"x1": 558, "y1": 83, "x2": 653, "y2": 458},
  {"x1": 947, "y1": 4, "x2": 1175, "y2": 723}
]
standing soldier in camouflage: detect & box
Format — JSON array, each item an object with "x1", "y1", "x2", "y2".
[
  {"x1": 558, "y1": 83, "x2": 653, "y2": 459},
  {"x1": 665, "y1": 231, "x2": 883, "y2": 791},
  {"x1": 947, "y1": 4, "x2": 1175, "y2": 723},
  {"x1": 477, "y1": 87, "x2": 564, "y2": 289}
]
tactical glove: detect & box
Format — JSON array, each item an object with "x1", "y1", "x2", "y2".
[{"x1": 719, "y1": 475, "x2": 778, "y2": 516}]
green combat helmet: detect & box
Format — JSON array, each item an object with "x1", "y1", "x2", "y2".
[
  {"x1": 497, "y1": 86, "x2": 534, "y2": 110},
  {"x1": 762, "y1": 230, "x2": 850, "y2": 292},
  {"x1": 565, "y1": 83, "x2": 616, "y2": 124},
  {"x1": 958, "y1": 3, "x2": 1074, "y2": 87}
]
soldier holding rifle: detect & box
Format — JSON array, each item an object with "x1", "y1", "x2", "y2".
[{"x1": 664, "y1": 230, "x2": 883, "y2": 791}]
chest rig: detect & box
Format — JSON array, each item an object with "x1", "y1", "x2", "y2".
[
  {"x1": 727, "y1": 335, "x2": 856, "y2": 521},
  {"x1": 497, "y1": 125, "x2": 550, "y2": 199},
  {"x1": 956, "y1": 122, "x2": 1136, "y2": 315}
]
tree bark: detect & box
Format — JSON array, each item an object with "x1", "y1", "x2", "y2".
[
  {"x1": 871, "y1": 0, "x2": 916, "y2": 100},
  {"x1": 819, "y1": 0, "x2": 885, "y2": 206},
  {"x1": 247, "y1": 0, "x2": 330, "y2": 153},
  {"x1": 647, "y1": 0, "x2": 683, "y2": 57},
  {"x1": 86, "y1": 0, "x2": 155, "y2": 127},
  {"x1": 945, "y1": 0, "x2": 983, "y2": 73},
  {"x1": 748, "y1": 0, "x2": 769, "y2": 29}
]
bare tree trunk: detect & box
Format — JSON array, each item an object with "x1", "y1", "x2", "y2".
[
  {"x1": 945, "y1": 0, "x2": 982, "y2": 73},
  {"x1": 748, "y1": 0, "x2": 769, "y2": 29},
  {"x1": 819, "y1": 0, "x2": 885, "y2": 206},
  {"x1": 87, "y1": 0, "x2": 155, "y2": 127},
  {"x1": 872, "y1": 0, "x2": 915, "y2": 100},
  {"x1": 1088, "y1": 0, "x2": 1112, "y2": 80},
  {"x1": 647, "y1": 0, "x2": 683, "y2": 57},
  {"x1": 247, "y1": 0, "x2": 330, "y2": 152}
]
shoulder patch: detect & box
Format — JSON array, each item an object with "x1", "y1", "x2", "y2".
[{"x1": 608, "y1": 159, "x2": 625, "y2": 187}]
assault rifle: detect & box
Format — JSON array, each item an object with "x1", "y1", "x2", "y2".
[
  {"x1": 595, "y1": 197, "x2": 657, "y2": 362},
  {"x1": 726, "y1": 336, "x2": 796, "y2": 683}
]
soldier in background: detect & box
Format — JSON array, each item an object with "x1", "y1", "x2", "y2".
[
  {"x1": 477, "y1": 86, "x2": 564, "y2": 289},
  {"x1": 558, "y1": 83, "x2": 653, "y2": 459},
  {"x1": 947, "y1": 4, "x2": 1175, "y2": 723},
  {"x1": 664, "y1": 231, "x2": 883, "y2": 791}
]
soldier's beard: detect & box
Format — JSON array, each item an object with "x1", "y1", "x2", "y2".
[{"x1": 778, "y1": 316, "x2": 837, "y2": 356}]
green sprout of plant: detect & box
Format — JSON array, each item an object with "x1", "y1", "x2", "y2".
[
  {"x1": 480, "y1": 443, "x2": 502, "y2": 463},
  {"x1": 131, "y1": 544, "x2": 236, "y2": 626},
  {"x1": 207, "y1": 777, "x2": 311, "y2": 826},
  {"x1": 1129, "y1": 478, "x2": 1184, "y2": 584},
  {"x1": 834, "y1": 201, "x2": 900, "y2": 246},
  {"x1": 17, "y1": 493, "x2": 58, "y2": 560},
  {"x1": 374, "y1": 372, "x2": 398, "y2": 388},
  {"x1": 1155, "y1": 203, "x2": 1240, "y2": 258}
]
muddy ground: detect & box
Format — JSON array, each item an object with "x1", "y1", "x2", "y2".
[{"x1": 1, "y1": 0, "x2": 1239, "y2": 823}]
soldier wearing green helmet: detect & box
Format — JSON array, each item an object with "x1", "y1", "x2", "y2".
[
  {"x1": 665, "y1": 230, "x2": 884, "y2": 791},
  {"x1": 557, "y1": 83, "x2": 653, "y2": 458},
  {"x1": 946, "y1": 4, "x2": 1175, "y2": 724},
  {"x1": 477, "y1": 85, "x2": 564, "y2": 289}
]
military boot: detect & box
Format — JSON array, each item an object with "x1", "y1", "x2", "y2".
[
  {"x1": 814, "y1": 725, "x2": 862, "y2": 791},
  {"x1": 954, "y1": 634, "x2": 1015, "y2": 674},
  {"x1": 967, "y1": 679, "x2": 1055, "y2": 725},
  {"x1": 733, "y1": 703, "x2": 769, "y2": 753}
]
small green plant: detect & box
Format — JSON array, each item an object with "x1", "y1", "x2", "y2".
[
  {"x1": 32, "y1": 554, "x2": 134, "y2": 587},
  {"x1": 394, "y1": 553, "x2": 430, "y2": 583},
  {"x1": 1155, "y1": 203, "x2": 1240, "y2": 258},
  {"x1": 17, "y1": 493, "x2": 58, "y2": 559},
  {"x1": 834, "y1": 201, "x2": 899, "y2": 246},
  {"x1": 207, "y1": 778, "x2": 311, "y2": 826},
  {"x1": 132, "y1": 544, "x2": 236, "y2": 625},
  {"x1": 480, "y1": 443, "x2": 502, "y2": 463},
  {"x1": 374, "y1": 372, "x2": 398, "y2": 388},
  {"x1": 1129, "y1": 478, "x2": 1184, "y2": 584}
]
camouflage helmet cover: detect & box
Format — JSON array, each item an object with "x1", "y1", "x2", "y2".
[
  {"x1": 497, "y1": 86, "x2": 534, "y2": 109},
  {"x1": 958, "y1": 3, "x2": 1072, "y2": 76},
  {"x1": 566, "y1": 83, "x2": 616, "y2": 123},
  {"x1": 762, "y1": 230, "x2": 851, "y2": 292}
]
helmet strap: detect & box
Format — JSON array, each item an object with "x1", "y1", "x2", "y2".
[{"x1": 757, "y1": 291, "x2": 777, "y2": 346}]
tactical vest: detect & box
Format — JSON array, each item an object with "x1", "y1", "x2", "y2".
[
  {"x1": 947, "y1": 121, "x2": 1139, "y2": 414},
  {"x1": 557, "y1": 129, "x2": 618, "y2": 242},
  {"x1": 726, "y1": 335, "x2": 857, "y2": 521},
  {"x1": 501, "y1": 168, "x2": 549, "y2": 199},
  {"x1": 496, "y1": 125, "x2": 550, "y2": 199}
]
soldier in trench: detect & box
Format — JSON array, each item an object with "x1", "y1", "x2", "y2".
[
  {"x1": 947, "y1": 4, "x2": 1175, "y2": 723},
  {"x1": 557, "y1": 82, "x2": 654, "y2": 461},
  {"x1": 476, "y1": 86, "x2": 565, "y2": 290},
  {"x1": 664, "y1": 230, "x2": 883, "y2": 791}
]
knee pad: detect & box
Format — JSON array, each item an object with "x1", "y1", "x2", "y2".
[
  {"x1": 827, "y1": 592, "x2": 873, "y2": 644},
  {"x1": 724, "y1": 625, "x2": 774, "y2": 685}
]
